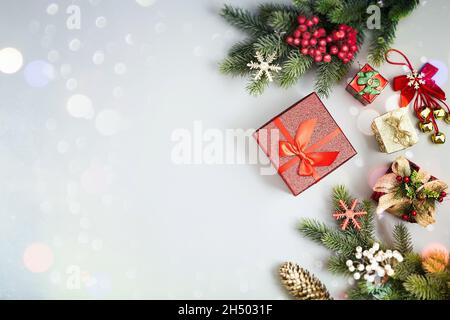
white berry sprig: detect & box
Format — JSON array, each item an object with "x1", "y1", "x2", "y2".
[{"x1": 346, "y1": 242, "x2": 403, "y2": 283}]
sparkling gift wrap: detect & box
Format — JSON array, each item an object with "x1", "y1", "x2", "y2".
[
  {"x1": 346, "y1": 63, "x2": 388, "y2": 105},
  {"x1": 371, "y1": 108, "x2": 419, "y2": 153},
  {"x1": 254, "y1": 92, "x2": 357, "y2": 196}
]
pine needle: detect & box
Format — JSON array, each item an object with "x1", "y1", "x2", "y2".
[{"x1": 393, "y1": 223, "x2": 413, "y2": 255}]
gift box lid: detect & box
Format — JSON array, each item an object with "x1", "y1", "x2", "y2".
[{"x1": 254, "y1": 92, "x2": 357, "y2": 196}]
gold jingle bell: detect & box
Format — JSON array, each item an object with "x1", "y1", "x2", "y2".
[
  {"x1": 419, "y1": 121, "x2": 433, "y2": 133},
  {"x1": 433, "y1": 107, "x2": 446, "y2": 120},
  {"x1": 419, "y1": 107, "x2": 431, "y2": 119},
  {"x1": 445, "y1": 112, "x2": 450, "y2": 124},
  {"x1": 431, "y1": 132, "x2": 446, "y2": 144}
]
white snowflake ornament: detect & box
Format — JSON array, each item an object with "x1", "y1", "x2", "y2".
[
  {"x1": 247, "y1": 51, "x2": 281, "y2": 82},
  {"x1": 406, "y1": 70, "x2": 426, "y2": 89}
]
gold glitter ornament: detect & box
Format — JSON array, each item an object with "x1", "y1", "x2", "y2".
[
  {"x1": 433, "y1": 107, "x2": 446, "y2": 120},
  {"x1": 419, "y1": 121, "x2": 433, "y2": 133},
  {"x1": 431, "y1": 132, "x2": 446, "y2": 144}
]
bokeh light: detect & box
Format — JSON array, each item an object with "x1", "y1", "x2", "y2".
[
  {"x1": 95, "y1": 109, "x2": 122, "y2": 136},
  {"x1": 67, "y1": 94, "x2": 94, "y2": 119},
  {"x1": 136, "y1": 0, "x2": 156, "y2": 7},
  {"x1": 24, "y1": 60, "x2": 55, "y2": 87},
  {"x1": 0, "y1": 47, "x2": 24, "y2": 74},
  {"x1": 23, "y1": 243, "x2": 54, "y2": 273},
  {"x1": 356, "y1": 109, "x2": 379, "y2": 136}
]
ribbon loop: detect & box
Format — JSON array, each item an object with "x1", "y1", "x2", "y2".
[
  {"x1": 385, "y1": 48, "x2": 414, "y2": 71},
  {"x1": 274, "y1": 118, "x2": 340, "y2": 181}
]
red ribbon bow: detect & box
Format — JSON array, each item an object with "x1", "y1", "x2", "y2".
[
  {"x1": 386, "y1": 49, "x2": 449, "y2": 131},
  {"x1": 275, "y1": 118, "x2": 340, "y2": 180}
]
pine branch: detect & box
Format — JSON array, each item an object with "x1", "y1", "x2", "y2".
[
  {"x1": 228, "y1": 40, "x2": 255, "y2": 56},
  {"x1": 298, "y1": 218, "x2": 332, "y2": 244},
  {"x1": 327, "y1": 0, "x2": 367, "y2": 24},
  {"x1": 388, "y1": 0, "x2": 420, "y2": 21},
  {"x1": 219, "y1": 43, "x2": 254, "y2": 76},
  {"x1": 367, "y1": 19, "x2": 398, "y2": 66},
  {"x1": 314, "y1": 0, "x2": 343, "y2": 15},
  {"x1": 258, "y1": 3, "x2": 298, "y2": 22},
  {"x1": 321, "y1": 230, "x2": 360, "y2": 257},
  {"x1": 279, "y1": 51, "x2": 313, "y2": 88},
  {"x1": 328, "y1": 254, "x2": 352, "y2": 275},
  {"x1": 266, "y1": 10, "x2": 297, "y2": 33},
  {"x1": 393, "y1": 223, "x2": 413, "y2": 255},
  {"x1": 314, "y1": 58, "x2": 350, "y2": 98},
  {"x1": 355, "y1": 200, "x2": 375, "y2": 246},
  {"x1": 220, "y1": 4, "x2": 269, "y2": 37},
  {"x1": 246, "y1": 76, "x2": 269, "y2": 96},
  {"x1": 292, "y1": 0, "x2": 314, "y2": 16},
  {"x1": 404, "y1": 274, "x2": 449, "y2": 300},
  {"x1": 253, "y1": 34, "x2": 289, "y2": 57},
  {"x1": 393, "y1": 253, "x2": 423, "y2": 282},
  {"x1": 332, "y1": 185, "x2": 351, "y2": 211}
]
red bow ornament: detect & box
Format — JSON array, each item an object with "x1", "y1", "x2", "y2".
[
  {"x1": 386, "y1": 49, "x2": 449, "y2": 143},
  {"x1": 275, "y1": 118, "x2": 340, "y2": 180}
]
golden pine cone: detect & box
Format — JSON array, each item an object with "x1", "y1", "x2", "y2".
[
  {"x1": 422, "y1": 249, "x2": 449, "y2": 273},
  {"x1": 279, "y1": 262, "x2": 332, "y2": 300}
]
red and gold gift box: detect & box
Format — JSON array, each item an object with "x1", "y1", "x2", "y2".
[
  {"x1": 346, "y1": 63, "x2": 388, "y2": 105},
  {"x1": 254, "y1": 92, "x2": 357, "y2": 196}
]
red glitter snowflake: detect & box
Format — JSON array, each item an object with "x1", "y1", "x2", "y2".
[{"x1": 333, "y1": 199, "x2": 367, "y2": 230}]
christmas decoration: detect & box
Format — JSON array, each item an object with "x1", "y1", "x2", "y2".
[
  {"x1": 333, "y1": 198, "x2": 367, "y2": 230},
  {"x1": 385, "y1": 49, "x2": 450, "y2": 144},
  {"x1": 298, "y1": 186, "x2": 450, "y2": 300},
  {"x1": 247, "y1": 51, "x2": 282, "y2": 82},
  {"x1": 371, "y1": 108, "x2": 419, "y2": 153},
  {"x1": 279, "y1": 262, "x2": 332, "y2": 300},
  {"x1": 372, "y1": 156, "x2": 448, "y2": 227},
  {"x1": 346, "y1": 64, "x2": 388, "y2": 105},
  {"x1": 422, "y1": 249, "x2": 449, "y2": 274},
  {"x1": 254, "y1": 92, "x2": 356, "y2": 196},
  {"x1": 346, "y1": 243, "x2": 403, "y2": 283},
  {"x1": 220, "y1": 1, "x2": 419, "y2": 96},
  {"x1": 286, "y1": 15, "x2": 358, "y2": 64}
]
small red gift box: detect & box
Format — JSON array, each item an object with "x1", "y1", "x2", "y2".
[
  {"x1": 254, "y1": 92, "x2": 357, "y2": 196},
  {"x1": 346, "y1": 63, "x2": 388, "y2": 105}
]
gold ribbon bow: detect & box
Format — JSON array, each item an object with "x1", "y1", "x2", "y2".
[{"x1": 384, "y1": 113, "x2": 415, "y2": 147}]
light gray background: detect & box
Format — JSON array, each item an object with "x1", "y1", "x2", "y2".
[{"x1": 0, "y1": 0, "x2": 449, "y2": 299}]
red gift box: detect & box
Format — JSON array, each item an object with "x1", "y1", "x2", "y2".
[
  {"x1": 254, "y1": 92, "x2": 357, "y2": 196},
  {"x1": 346, "y1": 63, "x2": 388, "y2": 105}
]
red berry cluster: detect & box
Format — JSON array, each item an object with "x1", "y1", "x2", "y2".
[
  {"x1": 286, "y1": 15, "x2": 358, "y2": 64},
  {"x1": 396, "y1": 174, "x2": 448, "y2": 222}
]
